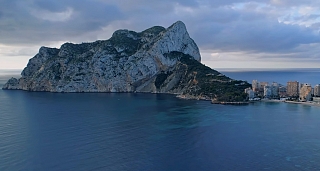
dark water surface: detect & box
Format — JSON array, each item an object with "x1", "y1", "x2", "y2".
[
  {"x1": 0, "y1": 69, "x2": 320, "y2": 170},
  {"x1": 1, "y1": 91, "x2": 320, "y2": 171}
]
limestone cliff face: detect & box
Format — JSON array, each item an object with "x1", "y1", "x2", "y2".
[
  {"x1": 3, "y1": 21, "x2": 250, "y2": 101},
  {"x1": 3, "y1": 21, "x2": 200, "y2": 93}
]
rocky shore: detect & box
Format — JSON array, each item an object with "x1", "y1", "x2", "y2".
[
  {"x1": 211, "y1": 100, "x2": 250, "y2": 105},
  {"x1": 176, "y1": 94, "x2": 211, "y2": 101}
]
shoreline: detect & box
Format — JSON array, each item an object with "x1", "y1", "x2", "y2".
[
  {"x1": 2, "y1": 88, "x2": 320, "y2": 107},
  {"x1": 260, "y1": 99, "x2": 320, "y2": 107},
  {"x1": 284, "y1": 101, "x2": 320, "y2": 107}
]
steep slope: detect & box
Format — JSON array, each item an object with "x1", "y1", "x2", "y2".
[
  {"x1": 3, "y1": 21, "x2": 250, "y2": 102},
  {"x1": 154, "y1": 52, "x2": 250, "y2": 101}
]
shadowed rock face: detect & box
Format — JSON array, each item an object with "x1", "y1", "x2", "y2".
[{"x1": 2, "y1": 21, "x2": 250, "y2": 101}]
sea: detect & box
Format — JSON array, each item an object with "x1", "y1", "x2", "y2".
[{"x1": 0, "y1": 68, "x2": 319, "y2": 171}]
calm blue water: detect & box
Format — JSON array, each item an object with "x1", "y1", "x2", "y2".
[
  {"x1": 0, "y1": 69, "x2": 320, "y2": 171},
  {"x1": 220, "y1": 68, "x2": 320, "y2": 86}
]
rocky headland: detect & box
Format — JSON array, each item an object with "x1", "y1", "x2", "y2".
[{"x1": 3, "y1": 21, "x2": 250, "y2": 102}]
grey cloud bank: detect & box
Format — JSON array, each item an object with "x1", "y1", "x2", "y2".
[{"x1": 0, "y1": 0, "x2": 320, "y2": 69}]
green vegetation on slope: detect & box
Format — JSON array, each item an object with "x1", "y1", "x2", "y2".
[{"x1": 172, "y1": 52, "x2": 251, "y2": 102}]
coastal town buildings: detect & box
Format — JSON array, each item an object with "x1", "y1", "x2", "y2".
[
  {"x1": 252, "y1": 80, "x2": 259, "y2": 92},
  {"x1": 249, "y1": 79, "x2": 317, "y2": 102},
  {"x1": 314, "y1": 84, "x2": 320, "y2": 97},
  {"x1": 287, "y1": 81, "x2": 299, "y2": 97},
  {"x1": 245, "y1": 88, "x2": 255, "y2": 99},
  {"x1": 271, "y1": 82, "x2": 279, "y2": 97},
  {"x1": 299, "y1": 84, "x2": 312, "y2": 102},
  {"x1": 251, "y1": 80, "x2": 282, "y2": 98},
  {"x1": 263, "y1": 85, "x2": 271, "y2": 98},
  {"x1": 259, "y1": 82, "x2": 268, "y2": 90},
  {"x1": 278, "y1": 86, "x2": 287, "y2": 97},
  {"x1": 251, "y1": 80, "x2": 263, "y2": 97}
]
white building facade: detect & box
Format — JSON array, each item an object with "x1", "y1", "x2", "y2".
[{"x1": 299, "y1": 84, "x2": 312, "y2": 102}]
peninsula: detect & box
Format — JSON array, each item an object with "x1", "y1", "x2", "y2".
[{"x1": 3, "y1": 21, "x2": 250, "y2": 102}]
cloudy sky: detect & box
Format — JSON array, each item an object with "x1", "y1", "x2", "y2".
[{"x1": 1, "y1": 0, "x2": 320, "y2": 69}]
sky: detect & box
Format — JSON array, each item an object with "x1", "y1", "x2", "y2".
[{"x1": 1, "y1": 0, "x2": 320, "y2": 69}]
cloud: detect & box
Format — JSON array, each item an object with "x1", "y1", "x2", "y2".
[
  {"x1": 0, "y1": 0, "x2": 124, "y2": 45},
  {"x1": 30, "y1": 7, "x2": 74, "y2": 22},
  {"x1": 171, "y1": 3, "x2": 320, "y2": 54},
  {"x1": 269, "y1": 0, "x2": 320, "y2": 7},
  {"x1": 0, "y1": 0, "x2": 320, "y2": 69}
]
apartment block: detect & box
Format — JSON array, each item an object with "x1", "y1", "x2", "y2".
[
  {"x1": 315, "y1": 84, "x2": 320, "y2": 97},
  {"x1": 245, "y1": 88, "x2": 255, "y2": 99},
  {"x1": 278, "y1": 86, "x2": 287, "y2": 97},
  {"x1": 271, "y1": 82, "x2": 279, "y2": 97},
  {"x1": 264, "y1": 85, "x2": 272, "y2": 98},
  {"x1": 252, "y1": 80, "x2": 259, "y2": 92},
  {"x1": 287, "y1": 81, "x2": 299, "y2": 97},
  {"x1": 299, "y1": 84, "x2": 312, "y2": 102}
]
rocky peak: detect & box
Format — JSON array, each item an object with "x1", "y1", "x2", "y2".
[
  {"x1": 151, "y1": 21, "x2": 201, "y2": 62},
  {"x1": 167, "y1": 21, "x2": 187, "y2": 33}
]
